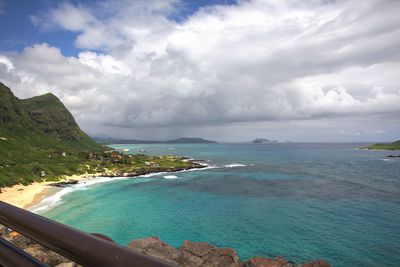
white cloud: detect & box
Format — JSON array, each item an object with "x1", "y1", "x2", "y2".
[
  {"x1": 0, "y1": 56, "x2": 14, "y2": 71},
  {"x1": 1, "y1": 0, "x2": 400, "y2": 141},
  {"x1": 50, "y1": 3, "x2": 96, "y2": 31}
]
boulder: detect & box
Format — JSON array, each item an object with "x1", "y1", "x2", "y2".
[
  {"x1": 297, "y1": 259, "x2": 331, "y2": 267},
  {"x1": 179, "y1": 240, "x2": 241, "y2": 267},
  {"x1": 243, "y1": 256, "x2": 294, "y2": 267},
  {"x1": 0, "y1": 228, "x2": 331, "y2": 267},
  {"x1": 128, "y1": 238, "x2": 241, "y2": 266},
  {"x1": 128, "y1": 237, "x2": 180, "y2": 265},
  {"x1": 24, "y1": 244, "x2": 69, "y2": 266},
  {"x1": 5, "y1": 231, "x2": 34, "y2": 249}
]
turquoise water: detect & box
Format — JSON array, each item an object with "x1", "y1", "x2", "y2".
[{"x1": 41, "y1": 143, "x2": 400, "y2": 266}]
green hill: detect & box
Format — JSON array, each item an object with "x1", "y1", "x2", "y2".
[
  {"x1": 364, "y1": 140, "x2": 400, "y2": 150},
  {"x1": 0, "y1": 82, "x2": 103, "y2": 186},
  {"x1": 21, "y1": 92, "x2": 99, "y2": 149}
]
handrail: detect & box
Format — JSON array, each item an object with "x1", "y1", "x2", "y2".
[
  {"x1": 0, "y1": 237, "x2": 48, "y2": 267},
  {"x1": 0, "y1": 201, "x2": 175, "y2": 267}
]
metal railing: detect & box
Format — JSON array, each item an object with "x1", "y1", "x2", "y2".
[{"x1": 0, "y1": 201, "x2": 174, "y2": 267}]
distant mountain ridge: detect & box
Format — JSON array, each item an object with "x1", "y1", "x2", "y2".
[
  {"x1": 94, "y1": 137, "x2": 217, "y2": 144},
  {"x1": 252, "y1": 138, "x2": 277, "y2": 143}
]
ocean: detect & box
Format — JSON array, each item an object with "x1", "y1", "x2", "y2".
[{"x1": 38, "y1": 143, "x2": 400, "y2": 266}]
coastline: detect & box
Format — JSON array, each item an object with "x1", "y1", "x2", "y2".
[
  {"x1": 0, "y1": 172, "x2": 103, "y2": 210},
  {"x1": 0, "y1": 162, "x2": 206, "y2": 211}
]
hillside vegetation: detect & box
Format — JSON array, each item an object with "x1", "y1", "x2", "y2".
[
  {"x1": 0, "y1": 82, "x2": 103, "y2": 185},
  {"x1": 0, "y1": 82, "x2": 197, "y2": 187},
  {"x1": 364, "y1": 140, "x2": 400, "y2": 150}
]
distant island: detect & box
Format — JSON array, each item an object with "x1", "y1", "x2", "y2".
[
  {"x1": 0, "y1": 82, "x2": 202, "y2": 187},
  {"x1": 93, "y1": 137, "x2": 217, "y2": 144},
  {"x1": 252, "y1": 138, "x2": 277, "y2": 143},
  {"x1": 363, "y1": 140, "x2": 400, "y2": 150}
]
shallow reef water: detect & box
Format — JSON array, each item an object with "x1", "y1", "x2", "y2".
[{"x1": 41, "y1": 143, "x2": 400, "y2": 267}]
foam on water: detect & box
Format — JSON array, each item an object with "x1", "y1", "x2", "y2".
[
  {"x1": 29, "y1": 176, "x2": 133, "y2": 213},
  {"x1": 30, "y1": 187, "x2": 74, "y2": 213},
  {"x1": 139, "y1": 172, "x2": 167, "y2": 177},
  {"x1": 163, "y1": 175, "x2": 178, "y2": 179},
  {"x1": 183, "y1": 165, "x2": 218, "y2": 172},
  {"x1": 224, "y1": 163, "x2": 247, "y2": 168}
]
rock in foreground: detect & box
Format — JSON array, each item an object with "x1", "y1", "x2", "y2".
[
  {"x1": 1, "y1": 226, "x2": 330, "y2": 267},
  {"x1": 128, "y1": 237, "x2": 331, "y2": 267},
  {"x1": 128, "y1": 238, "x2": 242, "y2": 266}
]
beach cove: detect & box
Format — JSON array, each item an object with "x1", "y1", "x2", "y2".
[
  {"x1": 27, "y1": 143, "x2": 400, "y2": 267},
  {"x1": 0, "y1": 158, "x2": 207, "y2": 211}
]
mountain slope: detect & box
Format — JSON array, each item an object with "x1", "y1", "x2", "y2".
[
  {"x1": 0, "y1": 82, "x2": 102, "y2": 186},
  {"x1": 21, "y1": 92, "x2": 98, "y2": 149}
]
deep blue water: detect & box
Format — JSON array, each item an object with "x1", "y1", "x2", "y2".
[{"x1": 40, "y1": 143, "x2": 400, "y2": 266}]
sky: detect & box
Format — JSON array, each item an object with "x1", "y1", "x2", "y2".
[{"x1": 0, "y1": 0, "x2": 399, "y2": 142}]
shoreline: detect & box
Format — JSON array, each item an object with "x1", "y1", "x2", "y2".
[
  {"x1": 0, "y1": 172, "x2": 104, "y2": 210},
  {"x1": 0, "y1": 163, "x2": 207, "y2": 211}
]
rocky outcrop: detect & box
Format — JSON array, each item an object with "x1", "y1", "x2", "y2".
[
  {"x1": 178, "y1": 240, "x2": 241, "y2": 267},
  {"x1": 128, "y1": 238, "x2": 241, "y2": 267},
  {"x1": 127, "y1": 238, "x2": 330, "y2": 267},
  {"x1": 3, "y1": 230, "x2": 33, "y2": 249},
  {"x1": 0, "y1": 226, "x2": 330, "y2": 267},
  {"x1": 297, "y1": 259, "x2": 331, "y2": 267},
  {"x1": 242, "y1": 257, "x2": 331, "y2": 267},
  {"x1": 49, "y1": 180, "x2": 79, "y2": 187},
  {"x1": 243, "y1": 256, "x2": 294, "y2": 267},
  {"x1": 128, "y1": 237, "x2": 181, "y2": 264},
  {"x1": 24, "y1": 244, "x2": 70, "y2": 266}
]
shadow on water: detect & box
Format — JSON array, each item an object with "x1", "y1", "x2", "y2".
[{"x1": 127, "y1": 169, "x2": 400, "y2": 201}]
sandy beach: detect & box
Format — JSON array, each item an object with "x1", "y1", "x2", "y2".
[
  {"x1": 0, "y1": 163, "x2": 205, "y2": 211},
  {"x1": 0, "y1": 173, "x2": 102, "y2": 210}
]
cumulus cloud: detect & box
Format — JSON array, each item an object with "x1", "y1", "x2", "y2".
[{"x1": 1, "y1": 0, "x2": 400, "y2": 141}]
